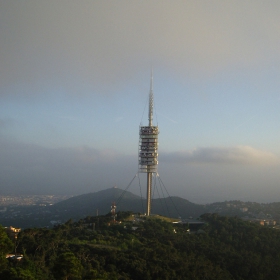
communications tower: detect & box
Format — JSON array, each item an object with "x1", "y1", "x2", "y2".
[{"x1": 138, "y1": 73, "x2": 159, "y2": 216}]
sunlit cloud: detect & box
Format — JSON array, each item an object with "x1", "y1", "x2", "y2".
[{"x1": 161, "y1": 146, "x2": 278, "y2": 165}]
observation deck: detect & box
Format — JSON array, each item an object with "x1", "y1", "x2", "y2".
[{"x1": 138, "y1": 126, "x2": 159, "y2": 173}]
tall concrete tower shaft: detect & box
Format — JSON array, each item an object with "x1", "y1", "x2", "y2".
[{"x1": 138, "y1": 72, "x2": 159, "y2": 216}]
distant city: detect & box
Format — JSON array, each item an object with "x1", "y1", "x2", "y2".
[{"x1": 0, "y1": 195, "x2": 72, "y2": 207}]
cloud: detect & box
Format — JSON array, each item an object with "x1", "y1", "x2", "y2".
[
  {"x1": 74, "y1": 146, "x2": 120, "y2": 163},
  {"x1": 1, "y1": 1, "x2": 280, "y2": 97},
  {"x1": 0, "y1": 139, "x2": 136, "y2": 195},
  {"x1": 161, "y1": 146, "x2": 278, "y2": 165},
  {"x1": 1, "y1": 139, "x2": 280, "y2": 203}
]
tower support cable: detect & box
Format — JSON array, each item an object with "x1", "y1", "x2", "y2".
[
  {"x1": 116, "y1": 174, "x2": 138, "y2": 207},
  {"x1": 154, "y1": 174, "x2": 171, "y2": 217},
  {"x1": 153, "y1": 174, "x2": 168, "y2": 217},
  {"x1": 158, "y1": 175, "x2": 181, "y2": 218}
]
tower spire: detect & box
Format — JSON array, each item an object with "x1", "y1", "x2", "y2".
[{"x1": 148, "y1": 70, "x2": 154, "y2": 126}]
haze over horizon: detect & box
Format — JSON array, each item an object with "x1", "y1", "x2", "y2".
[{"x1": 1, "y1": 1, "x2": 280, "y2": 204}]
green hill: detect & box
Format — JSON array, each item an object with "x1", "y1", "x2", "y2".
[
  {"x1": 52, "y1": 187, "x2": 205, "y2": 220},
  {"x1": 2, "y1": 213, "x2": 280, "y2": 279}
]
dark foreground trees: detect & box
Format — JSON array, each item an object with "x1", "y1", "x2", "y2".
[
  {"x1": 0, "y1": 226, "x2": 13, "y2": 271},
  {"x1": 1, "y1": 213, "x2": 280, "y2": 279}
]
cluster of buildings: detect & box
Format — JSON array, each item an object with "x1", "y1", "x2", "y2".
[{"x1": 0, "y1": 195, "x2": 72, "y2": 206}]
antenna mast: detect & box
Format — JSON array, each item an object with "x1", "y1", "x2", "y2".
[
  {"x1": 148, "y1": 70, "x2": 153, "y2": 126},
  {"x1": 138, "y1": 71, "x2": 159, "y2": 216}
]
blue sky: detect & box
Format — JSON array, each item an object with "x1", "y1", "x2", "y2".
[{"x1": 1, "y1": 1, "x2": 280, "y2": 203}]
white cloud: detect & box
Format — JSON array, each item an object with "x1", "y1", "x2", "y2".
[{"x1": 161, "y1": 146, "x2": 278, "y2": 165}]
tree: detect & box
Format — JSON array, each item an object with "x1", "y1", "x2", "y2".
[
  {"x1": 52, "y1": 252, "x2": 83, "y2": 280},
  {"x1": 0, "y1": 225, "x2": 13, "y2": 272}
]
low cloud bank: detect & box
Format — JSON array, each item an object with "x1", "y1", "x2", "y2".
[
  {"x1": 0, "y1": 140, "x2": 136, "y2": 194},
  {"x1": 0, "y1": 140, "x2": 279, "y2": 197},
  {"x1": 161, "y1": 146, "x2": 278, "y2": 165}
]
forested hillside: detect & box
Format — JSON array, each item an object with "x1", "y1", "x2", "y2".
[{"x1": 1, "y1": 213, "x2": 280, "y2": 279}]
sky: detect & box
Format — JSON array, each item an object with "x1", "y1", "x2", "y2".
[{"x1": 1, "y1": 0, "x2": 280, "y2": 203}]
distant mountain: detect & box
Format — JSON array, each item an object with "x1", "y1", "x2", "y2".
[
  {"x1": 151, "y1": 196, "x2": 206, "y2": 219},
  {"x1": 2, "y1": 188, "x2": 279, "y2": 229},
  {"x1": 54, "y1": 188, "x2": 280, "y2": 223},
  {"x1": 0, "y1": 188, "x2": 206, "y2": 228},
  {"x1": 52, "y1": 187, "x2": 206, "y2": 219}
]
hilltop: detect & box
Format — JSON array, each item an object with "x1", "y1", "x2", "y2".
[{"x1": 52, "y1": 187, "x2": 205, "y2": 219}]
